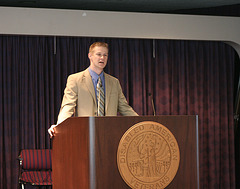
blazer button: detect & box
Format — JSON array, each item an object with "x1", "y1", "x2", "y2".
[{"x1": 94, "y1": 112, "x2": 97, "y2": 115}]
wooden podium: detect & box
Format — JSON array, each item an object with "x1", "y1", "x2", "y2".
[{"x1": 52, "y1": 116, "x2": 199, "y2": 189}]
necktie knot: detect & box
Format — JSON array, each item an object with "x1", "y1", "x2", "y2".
[{"x1": 97, "y1": 77, "x2": 102, "y2": 88}]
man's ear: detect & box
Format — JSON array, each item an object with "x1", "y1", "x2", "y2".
[{"x1": 88, "y1": 52, "x2": 91, "y2": 59}]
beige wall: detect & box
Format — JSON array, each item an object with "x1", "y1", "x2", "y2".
[{"x1": 0, "y1": 7, "x2": 240, "y2": 56}]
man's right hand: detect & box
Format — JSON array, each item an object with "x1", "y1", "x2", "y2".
[{"x1": 48, "y1": 124, "x2": 57, "y2": 138}]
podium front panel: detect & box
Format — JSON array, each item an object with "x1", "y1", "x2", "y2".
[{"x1": 53, "y1": 116, "x2": 199, "y2": 189}]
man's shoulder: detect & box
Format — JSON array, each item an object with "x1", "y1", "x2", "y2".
[
  {"x1": 104, "y1": 72, "x2": 119, "y2": 82},
  {"x1": 68, "y1": 69, "x2": 89, "y2": 79}
]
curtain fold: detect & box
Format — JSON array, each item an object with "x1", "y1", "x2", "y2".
[
  {"x1": 0, "y1": 35, "x2": 236, "y2": 189},
  {"x1": 153, "y1": 40, "x2": 235, "y2": 188}
]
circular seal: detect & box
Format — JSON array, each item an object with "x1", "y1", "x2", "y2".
[{"x1": 117, "y1": 121, "x2": 180, "y2": 189}]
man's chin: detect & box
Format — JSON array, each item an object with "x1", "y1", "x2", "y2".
[{"x1": 99, "y1": 64, "x2": 106, "y2": 68}]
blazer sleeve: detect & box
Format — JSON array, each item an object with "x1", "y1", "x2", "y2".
[
  {"x1": 116, "y1": 80, "x2": 138, "y2": 116},
  {"x1": 56, "y1": 74, "x2": 78, "y2": 124}
]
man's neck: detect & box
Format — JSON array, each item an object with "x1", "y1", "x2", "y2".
[
  {"x1": 89, "y1": 66, "x2": 103, "y2": 75},
  {"x1": 89, "y1": 67, "x2": 103, "y2": 76}
]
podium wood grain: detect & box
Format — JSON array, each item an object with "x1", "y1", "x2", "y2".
[{"x1": 52, "y1": 116, "x2": 199, "y2": 189}]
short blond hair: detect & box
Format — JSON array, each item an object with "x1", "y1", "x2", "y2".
[{"x1": 89, "y1": 42, "x2": 108, "y2": 53}]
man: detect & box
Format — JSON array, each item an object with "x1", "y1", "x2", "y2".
[{"x1": 48, "y1": 42, "x2": 138, "y2": 137}]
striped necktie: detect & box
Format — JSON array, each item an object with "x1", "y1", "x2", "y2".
[{"x1": 97, "y1": 77, "x2": 105, "y2": 116}]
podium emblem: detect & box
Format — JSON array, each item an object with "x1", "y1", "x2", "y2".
[{"x1": 117, "y1": 121, "x2": 180, "y2": 189}]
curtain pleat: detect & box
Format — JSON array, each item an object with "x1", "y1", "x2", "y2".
[{"x1": 0, "y1": 35, "x2": 236, "y2": 189}]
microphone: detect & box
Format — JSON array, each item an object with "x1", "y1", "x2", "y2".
[{"x1": 149, "y1": 93, "x2": 156, "y2": 116}]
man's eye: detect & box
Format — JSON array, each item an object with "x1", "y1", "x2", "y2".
[{"x1": 96, "y1": 54, "x2": 108, "y2": 57}]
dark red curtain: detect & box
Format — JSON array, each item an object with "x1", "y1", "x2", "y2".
[{"x1": 0, "y1": 35, "x2": 236, "y2": 188}]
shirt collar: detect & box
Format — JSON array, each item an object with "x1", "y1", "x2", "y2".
[{"x1": 88, "y1": 67, "x2": 104, "y2": 83}]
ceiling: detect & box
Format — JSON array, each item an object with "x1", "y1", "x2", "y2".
[{"x1": 0, "y1": 0, "x2": 239, "y2": 16}]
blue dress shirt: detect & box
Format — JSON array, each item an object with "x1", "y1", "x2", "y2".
[{"x1": 88, "y1": 67, "x2": 105, "y2": 102}]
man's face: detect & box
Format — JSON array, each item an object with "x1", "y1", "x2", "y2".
[{"x1": 88, "y1": 46, "x2": 108, "y2": 73}]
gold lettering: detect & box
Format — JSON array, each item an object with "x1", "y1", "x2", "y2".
[
  {"x1": 134, "y1": 181, "x2": 140, "y2": 188},
  {"x1": 170, "y1": 142, "x2": 175, "y2": 148},
  {"x1": 155, "y1": 182, "x2": 164, "y2": 187},
  {"x1": 149, "y1": 124, "x2": 162, "y2": 132},
  {"x1": 144, "y1": 184, "x2": 155, "y2": 189},
  {"x1": 125, "y1": 135, "x2": 131, "y2": 142},
  {"x1": 149, "y1": 124, "x2": 154, "y2": 130},
  {"x1": 119, "y1": 158, "x2": 126, "y2": 163},
  {"x1": 120, "y1": 143, "x2": 128, "y2": 155},
  {"x1": 130, "y1": 178, "x2": 142, "y2": 189},
  {"x1": 172, "y1": 148, "x2": 177, "y2": 154},
  {"x1": 173, "y1": 155, "x2": 178, "y2": 160},
  {"x1": 161, "y1": 129, "x2": 166, "y2": 136},
  {"x1": 165, "y1": 133, "x2": 172, "y2": 141},
  {"x1": 134, "y1": 125, "x2": 144, "y2": 133}
]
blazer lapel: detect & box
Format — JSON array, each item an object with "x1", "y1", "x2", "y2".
[
  {"x1": 83, "y1": 69, "x2": 97, "y2": 105},
  {"x1": 104, "y1": 73, "x2": 112, "y2": 113}
]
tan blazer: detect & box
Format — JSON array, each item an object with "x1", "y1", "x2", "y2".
[{"x1": 57, "y1": 68, "x2": 138, "y2": 124}]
